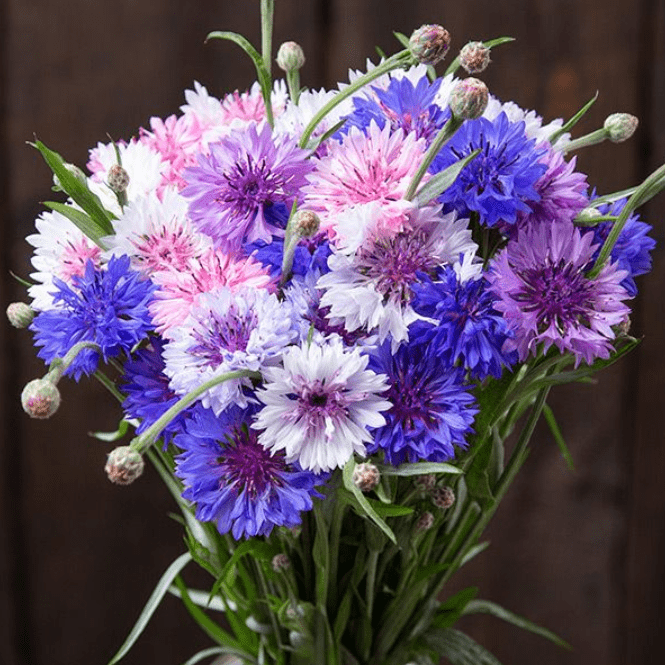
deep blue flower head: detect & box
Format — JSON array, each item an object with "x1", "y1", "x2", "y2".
[
  {"x1": 584, "y1": 197, "x2": 656, "y2": 297},
  {"x1": 430, "y1": 112, "x2": 547, "y2": 227},
  {"x1": 174, "y1": 404, "x2": 326, "y2": 539},
  {"x1": 122, "y1": 339, "x2": 191, "y2": 446},
  {"x1": 367, "y1": 340, "x2": 478, "y2": 465},
  {"x1": 338, "y1": 75, "x2": 450, "y2": 142},
  {"x1": 410, "y1": 267, "x2": 517, "y2": 379},
  {"x1": 31, "y1": 256, "x2": 155, "y2": 380}
]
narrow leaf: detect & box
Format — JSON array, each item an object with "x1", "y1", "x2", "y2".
[
  {"x1": 380, "y1": 461, "x2": 462, "y2": 477},
  {"x1": 365, "y1": 499, "x2": 413, "y2": 518},
  {"x1": 432, "y1": 586, "x2": 479, "y2": 629},
  {"x1": 167, "y1": 585, "x2": 230, "y2": 612},
  {"x1": 423, "y1": 627, "x2": 502, "y2": 665},
  {"x1": 180, "y1": 647, "x2": 234, "y2": 665},
  {"x1": 460, "y1": 540, "x2": 490, "y2": 567},
  {"x1": 414, "y1": 149, "x2": 480, "y2": 207},
  {"x1": 542, "y1": 403, "x2": 575, "y2": 470},
  {"x1": 107, "y1": 552, "x2": 192, "y2": 664},
  {"x1": 305, "y1": 118, "x2": 346, "y2": 151},
  {"x1": 463, "y1": 599, "x2": 572, "y2": 649},
  {"x1": 89, "y1": 418, "x2": 132, "y2": 442},
  {"x1": 548, "y1": 91, "x2": 598, "y2": 145},
  {"x1": 43, "y1": 202, "x2": 108, "y2": 248}
]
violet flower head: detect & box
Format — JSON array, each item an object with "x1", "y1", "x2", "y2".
[
  {"x1": 181, "y1": 122, "x2": 313, "y2": 249},
  {"x1": 488, "y1": 223, "x2": 631, "y2": 366}
]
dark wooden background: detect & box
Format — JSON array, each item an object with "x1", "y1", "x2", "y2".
[{"x1": 1, "y1": 1, "x2": 664, "y2": 664}]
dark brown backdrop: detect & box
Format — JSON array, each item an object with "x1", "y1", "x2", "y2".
[{"x1": 1, "y1": 1, "x2": 664, "y2": 664}]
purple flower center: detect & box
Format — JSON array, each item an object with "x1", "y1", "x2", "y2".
[
  {"x1": 297, "y1": 380, "x2": 346, "y2": 422},
  {"x1": 386, "y1": 371, "x2": 437, "y2": 432},
  {"x1": 220, "y1": 426, "x2": 286, "y2": 497},
  {"x1": 356, "y1": 230, "x2": 436, "y2": 304}
]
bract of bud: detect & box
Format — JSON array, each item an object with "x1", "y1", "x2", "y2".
[
  {"x1": 415, "y1": 511, "x2": 435, "y2": 534},
  {"x1": 272, "y1": 553, "x2": 291, "y2": 572},
  {"x1": 604, "y1": 113, "x2": 639, "y2": 143},
  {"x1": 617, "y1": 315, "x2": 631, "y2": 337},
  {"x1": 449, "y1": 77, "x2": 489, "y2": 120},
  {"x1": 21, "y1": 378, "x2": 61, "y2": 419},
  {"x1": 6, "y1": 302, "x2": 35, "y2": 329},
  {"x1": 431, "y1": 485, "x2": 455, "y2": 509},
  {"x1": 293, "y1": 210, "x2": 321, "y2": 238},
  {"x1": 459, "y1": 41, "x2": 491, "y2": 74},
  {"x1": 414, "y1": 473, "x2": 436, "y2": 491},
  {"x1": 352, "y1": 462, "x2": 380, "y2": 492},
  {"x1": 409, "y1": 24, "x2": 451, "y2": 65},
  {"x1": 276, "y1": 41, "x2": 306, "y2": 72},
  {"x1": 105, "y1": 446, "x2": 144, "y2": 485},
  {"x1": 107, "y1": 164, "x2": 130, "y2": 193}
]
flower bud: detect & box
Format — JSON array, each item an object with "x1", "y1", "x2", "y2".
[
  {"x1": 414, "y1": 473, "x2": 436, "y2": 491},
  {"x1": 431, "y1": 485, "x2": 455, "y2": 509},
  {"x1": 105, "y1": 446, "x2": 144, "y2": 485},
  {"x1": 352, "y1": 462, "x2": 380, "y2": 492},
  {"x1": 409, "y1": 24, "x2": 451, "y2": 65},
  {"x1": 272, "y1": 553, "x2": 291, "y2": 572},
  {"x1": 276, "y1": 41, "x2": 306, "y2": 72},
  {"x1": 459, "y1": 41, "x2": 491, "y2": 74},
  {"x1": 576, "y1": 207, "x2": 603, "y2": 223},
  {"x1": 617, "y1": 315, "x2": 631, "y2": 337},
  {"x1": 415, "y1": 511, "x2": 435, "y2": 533},
  {"x1": 449, "y1": 78, "x2": 489, "y2": 120},
  {"x1": 294, "y1": 210, "x2": 321, "y2": 238},
  {"x1": 107, "y1": 164, "x2": 130, "y2": 193},
  {"x1": 21, "y1": 378, "x2": 61, "y2": 419},
  {"x1": 6, "y1": 302, "x2": 35, "y2": 328},
  {"x1": 604, "y1": 113, "x2": 639, "y2": 143}
]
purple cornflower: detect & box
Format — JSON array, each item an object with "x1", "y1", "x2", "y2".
[
  {"x1": 174, "y1": 404, "x2": 325, "y2": 539},
  {"x1": 430, "y1": 111, "x2": 547, "y2": 228},
  {"x1": 367, "y1": 340, "x2": 478, "y2": 466},
  {"x1": 583, "y1": 197, "x2": 656, "y2": 297},
  {"x1": 181, "y1": 122, "x2": 313, "y2": 249},
  {"x1": 410, "y1": 266, "x2": 517, "y2": 379},
  {"x1": 31, "y1": 256, "x2": 155, "y2": 380},
  {"x1": 488, "y1": 223, "x2": 631, "y2": 365}
]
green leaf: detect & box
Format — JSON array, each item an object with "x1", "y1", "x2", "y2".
[
  {"x1": 107, "y1": 552, "x2": 192, "y2": 664},
  {"x1": 463, "y1": 599, "x2": 572, "y2": 649},
  {"x1": 10, "y1": 271, "x2": 33, "y2": 288},
  {"x1": 411, "y1": 562, "x2": 450, "y2": 586},
  {"x1": 543, "y1": 403, "x2": 575, "y2": 470},
  {"x1": 89, "y1": 418, "x2": 133, "y2": 442},
  {"x1": 548, "y1": 91, "x2": 598, "y2": 145},
  {"x1": 32, "y1": 140, "x2": 115, "y2": 235},
  {"x1": 459, "y1": 540, "x2": 490, "y2": 567},
  {"x1": 423, "y1": 627, "x2": 502, "y2": 664},
  {"x1": 305, "y1": 117, "x2": 347, "y2": 151},
  {"x1": 365, "y1": 498, "x2": 413, "y2": 518},
  {"x1": 445, "y1": 37, "x2": 515, "y2": 76},
  {"x1": 312, "y1": 504, "x2": 330, "y2": 610},
  {"x1": 413, "y1": 149, "x2": 481, "y2": 207},
  {"x1": 167, "y1": 585, "x2": 230, "y2": 612},
  {"x1": 431, "y1": 587, "x2": 479, "y2": 629},
  {"x1": 43, "y1": 201, "x2": 109, "y2": 248},
  {"x1": 393, "y1": 31, "x2": 410, "y2": 48},
  {"x1": 379, "y1": 461, "x2": 462, "y2": 477},
  {"x1": 342, "y1": 458, "x2": 397, "y2": 544},
  {"x1": 181, "y1": 647, "x2": 242, "y2": 665}
]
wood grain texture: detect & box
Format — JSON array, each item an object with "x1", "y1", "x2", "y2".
[{"x1": 1, "y1": 1, "x2": 663, "y2": 664}]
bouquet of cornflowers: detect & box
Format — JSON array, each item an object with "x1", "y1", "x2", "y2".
[{"x1": 8, "y1": 2, "x2": 664, "y2": 664}]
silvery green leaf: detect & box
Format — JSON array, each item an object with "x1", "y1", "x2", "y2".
[
  {"x1": 423, "y1": 627, "x2": 502, "y2": 664},
  {"x1": 43, "y1": 202, "x2": 108, "y2": 249},
  {"x1": 413, "y1": 149, "x2": 480, "y2": 207},
  {"x1": 379, "y1": 461, "x2": 462, "y2": 476}
]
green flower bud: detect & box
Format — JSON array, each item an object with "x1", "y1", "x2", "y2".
[
  {"x1": 409, "y1": 24, "x2": 451, "y2": 65},
  {"x1": 352, "y1": 462, "x2": 380, "y2": 492},
  {"x1": 415, "y1": 511, "x2": 435, "y2": 533},
  {"x1": 294, "y1": 210, "x2": 321, "y2": 238},
  {"x1": 105, "y1": 446, "x2": 144, "y2": 485},
  {"x1": 431, "y1": 485, "x2": 455, "y2": 509},
  {"x1": 107, "y1": 164, "x2": 130, "y2": 193},
  {"x1": 6, "y1": 302, "x2": 34, "y2": 329},
  {"x1": 449, "y1": 77, "x2": 489, "y2": 120},
  {"x1": 459, "y1": 41, "x2": 491, "y2": 74},
  {"x1": 414, "y1": 473, "x2": 436, "y2": 491},
  {"x1": 576, "y1": 207, "x2": 604, "y2": 223},
  {"x1": 21, "y1": 378, "x2": 61, "y2": 419},
  {"x1": 604, "y1": 113, "x2": 639, "y2": 143},
  {"x1": 276, "y1": 41, "x2": 306, "y2": 72},
  {"x1": 272, "y1": 553, "x2": 291, "y2": 572}
]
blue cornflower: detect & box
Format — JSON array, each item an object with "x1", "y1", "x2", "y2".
[
  {"x1": 174, "y1": 404, "x2": 326, "y2": 539},
  {"x1": 584, "y1": 197, "x2": 656, "y2": 297},
  {"x1": 121, "y1": 339, "x2": 191, "y2": 446},
  {"x1": 410, "y1": 266, "x2": 517, "y2": 379},
  {"x1": 340, "y1": 75, "x2": 449, "y2": 142},
  {"x1": 31, "y1": 256, "x2": 155, "y2": 380},
  {"x1": 430, "y1": 111, "x2": 547, "y2": 227},
  {"x1": 367, "y1": 340, "x2": 478, "y2": 466}
]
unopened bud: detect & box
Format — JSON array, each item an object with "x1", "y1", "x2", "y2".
[
  {"x1": 272, "y1": 553, "x2": 291, "y2": 572},
  {"x1": 21, "y1": 378, "x2": 61, "y2": 419},
  {"x1": 415, "y1": 511, "x2": 435, "y2": 533},
  {"x1": 431, "y1": 485, "x2": 455, "y2": 509},
  {"x1": 6, "y1": 302, "x2": 35, "y2": 328},
  {"x1": 604, "y1": 113, "x2": 638, "y2": 143},
  {"x1": 105, "y1": 446, "x2": 144, "y2": 485},
  {"x1": 276, "y1": 41, "x2": 306, "y2": 72},
  {"x1": 576, "y1": 207, "x2": 603, "y2": 224},
  {"x1": 459, "y1": 41, "x2": 491, "y2": 74},
  {"x1": 107, "y1": 164, "x2": 130, "y2": 193},
  {"x1": 352, "y1": 462, "x2": 380, "y2": 492},
  {"x1": 617, "y1": 316, "x2": 631, "y2": 336},
  {"x1": 294, "y1": 210, "x2": 320, "y2": 238},
  {"x1": 409, "y1": 24, "x2": 451, "y2": 66},
  {"x1": 414, "y1": 473, "x2": 436, "y2": 491},
  {"x1": 53, "y1": 163, "x2": 86, "y2": 191},
  {"x1": 449, "y1": 78, "x2": 489, "y2": 120}
]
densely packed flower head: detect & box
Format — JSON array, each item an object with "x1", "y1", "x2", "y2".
[{"x1": 18, "y1": 33, "x2": 656, "y2": 540}]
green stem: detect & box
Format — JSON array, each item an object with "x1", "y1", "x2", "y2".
[
  {"x1": 562, "y1": 127, "x2": 609, "y2": 153},
  {"x1": 365, "y1": 550, "x2": 379, "y2": 621},
  {"x1": 93, "y1": 370, "x2": 125, "y2": 403},
  {"x1": 260, "y1": 0, "x2": 274, "y2": 75},
  {"x1": 286, "y1": 68, "x2": 301, "y2": 105},
  {"x1": 46, "y1": 341, "x2": 102, "y2": 383},
  {"x1": 298, "y1": 50, "x2": 413, "y2": 148},
  {"x1": 403, "y1": 116, "x2": 463, "y2": 201}
]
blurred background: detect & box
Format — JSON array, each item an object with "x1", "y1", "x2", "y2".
[{"x1": 1, "y1": 1, "x2": 664, "y2": 664}]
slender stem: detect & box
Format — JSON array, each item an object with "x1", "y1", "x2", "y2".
[
  {"x1": 46, "y1": 340, "x2": 102, "y2": 383},
  {"x1": 286, "y1": 69, "x2": 301, "y2": 105},
  {"x1": 252, "y1": 557, "x2": 284, "y2": 654},
  {"x1": 298, "y1": 50, "x2": 413, "y2": 148},
  {"x1": 365, "y1": 550, "x2": 379, "y2": 621},
  {"x1": 562, "y1": 127, "x2": 608, "y2": 154},
  {"x1": 260, "y1": 0, "x2": 274, "y2": 75},
  {"x1": 93, "y1": 370, "x2": 125, "y2": 403}
]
